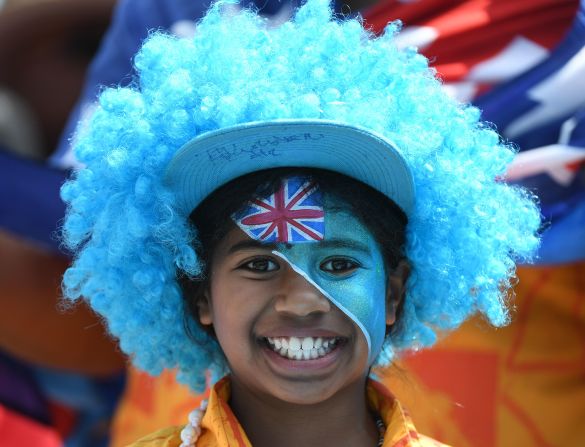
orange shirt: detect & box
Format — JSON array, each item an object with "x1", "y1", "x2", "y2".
[{"x1": 129, "y1": 377, "x2": 448, "y2": 447}]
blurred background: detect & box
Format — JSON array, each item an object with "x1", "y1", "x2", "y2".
[{"x1": 1, "y1": 0, "x2": 583, "y2": 446}]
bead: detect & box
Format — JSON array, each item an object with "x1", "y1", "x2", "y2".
[
  {"x1": 188, "y1": 410, "x2": 202, "y2": 425},
  {"x1": 181, "y1": 426, "x2": 195, "y2": 443},
  {"x1": 180, "y1": 399, "x2": 208, "y2": 446}
]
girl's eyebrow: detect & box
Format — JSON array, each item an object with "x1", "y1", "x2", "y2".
[{"x1": 317, "y1": 238, "x2": 371, "y2": 255}]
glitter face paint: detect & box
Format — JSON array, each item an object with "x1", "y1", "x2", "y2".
[{"x1": 232, "y1": 176, "x2": 388, "y2": 363}]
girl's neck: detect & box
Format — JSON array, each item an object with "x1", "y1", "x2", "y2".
[{"x1": 229, "y1": 375, "x2": 380, "y2": 447}]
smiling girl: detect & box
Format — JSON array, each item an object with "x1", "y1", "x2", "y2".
[
  {"x1": 60, "y1": 1, "x2": 541, "y2": 446},
  {"x1": 176, "y1": 166, "x2": 410, "y2": 446}
]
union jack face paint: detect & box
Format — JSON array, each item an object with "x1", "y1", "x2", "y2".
[{"x1": 232, "y1": 176, "x2": 325, "y2": 244}]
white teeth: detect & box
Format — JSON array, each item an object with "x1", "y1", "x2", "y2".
[
  {"x1": 265, "y1": 336, "x2": 341, "y2": 361},
  {"x1": 289, "y1": 337, "x2": 301, "y2": 350}
]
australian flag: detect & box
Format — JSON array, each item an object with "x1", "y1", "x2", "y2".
[
  {"x1": 364, "y1": 0, "x2": 585, "y2": 264},
  {"x1": 474, "y1": 1, "x2": 585, "y2": 264},
  {"x1": 233, "y1": 177, "x2": 325, "y2": 243}
]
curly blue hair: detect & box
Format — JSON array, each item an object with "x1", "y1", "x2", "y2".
[{"x1": 61, "y1": 0, "x2": 541, "y2": 391}]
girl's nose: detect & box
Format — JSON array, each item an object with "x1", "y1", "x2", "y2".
[{"x1": 273, "y1": 265, "x2": 331, "y2": 316}]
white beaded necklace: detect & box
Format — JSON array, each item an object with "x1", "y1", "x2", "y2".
[
  {"x1": 179, "y1": 399, "x2": 208, "y2": 447},
  {"x1": 179, "y1": 399, "x2": 385, "y2": 447}
]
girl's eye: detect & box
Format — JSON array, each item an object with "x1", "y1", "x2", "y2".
[
  {"x1": 320, "y1": 258, "x2": 359, "y2": 275},
  {"x1": 241, "y1": 258, "x2": 280, "y2": 272}
]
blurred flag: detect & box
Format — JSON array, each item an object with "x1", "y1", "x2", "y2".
[
  {"x1": 476, "y1": 3, "x2": 585, "y2": 264},
  {"x1": 0, "y1": 150, "x2": 66, "y2": 250},
  {"x1": 365, "y1": 0, "x2": 585, "y2": 264}
]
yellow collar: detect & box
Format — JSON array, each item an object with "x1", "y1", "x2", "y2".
[
  {"x1": 197, "y1": 377, "x2": 444, "y2": 447},
  {"x1": 130, "y1": 376, "x2": 448, "y2": 447}
]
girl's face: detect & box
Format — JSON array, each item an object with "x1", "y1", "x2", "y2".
[{"x1": 198, "y1": 195, "x2": 402, "y2": 405}]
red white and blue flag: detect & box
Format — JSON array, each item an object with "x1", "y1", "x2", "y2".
[
  {"x1": 233, "y1": 177, "x2": 325, "y2": 243},
  {"x1": 363, "y1": 0, "x2": 585, "y2": 264}
]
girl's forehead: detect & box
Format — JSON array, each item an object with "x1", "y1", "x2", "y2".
[
  {"x1": 231, "y1": 175, "x2": 375, "y2": 247},
  {"x1": 232, "y1": 175, "x2": 325, "y2": 244}
]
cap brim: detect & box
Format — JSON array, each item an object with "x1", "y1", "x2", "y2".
[{"x1": 164, "y1": 119, "x2": 415, "y2": 215}]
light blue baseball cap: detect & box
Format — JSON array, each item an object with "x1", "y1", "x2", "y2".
[{"x1": 165, "y1": 119, "x2": 415, "y2": 215}]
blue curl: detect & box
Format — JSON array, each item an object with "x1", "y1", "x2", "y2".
[{"x1": 61, "y1": 0, "x2": 541, "y2": 390}]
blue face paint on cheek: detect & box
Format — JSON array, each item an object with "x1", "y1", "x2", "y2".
[{"x1": 274, "y1": 202, "x2": 387, "y2": 364}]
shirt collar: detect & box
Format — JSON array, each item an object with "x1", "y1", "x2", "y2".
[{"x1": 198, "y1": 377, "x2": 430, "y2": 447}]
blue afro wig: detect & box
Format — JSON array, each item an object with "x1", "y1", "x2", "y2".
[{"x1": 61, "y1": 0, "x2": 541, "y2": 391}]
